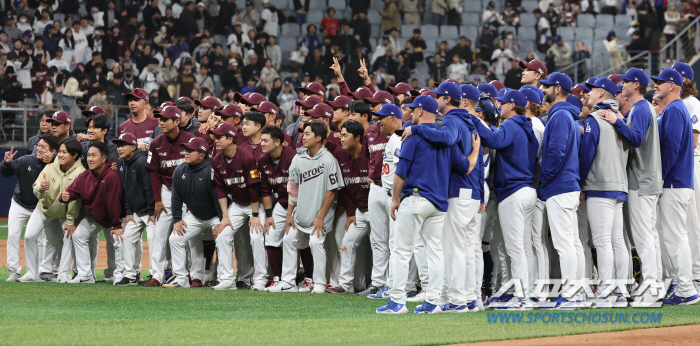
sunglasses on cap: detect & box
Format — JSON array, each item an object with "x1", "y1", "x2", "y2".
[{"x1": 129, "y1": 88, "x2": 145, "y2": 95}]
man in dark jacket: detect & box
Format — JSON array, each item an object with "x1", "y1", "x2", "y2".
[
  {"x1": 477, "y1": 25, "x2": 497, "y2": 63},
  {"x1": 162, "y1": 137, "x2": 222, "y2": 288},
  {"x1": 449, "y1": 37, "x2": 474, "y2": 65},
  {"x1": 179, "y1": 1, "x2": 199, "y2": 35},
  {"x1": 2, "y1": 133, "x2": 59, "y2": 282},
  {"x1": 113, "y1": 133, "x2": 155, "y2": 286},
  {"x1": 27, "y1": 109, "x2": 56, "y2": 155},
  {"x1": 503, "y1": 59, "x2": 523, "y2": 89},
  {"x1": 79, "y1": 114, "x2": 120, "y2": 169},
  {"x1": 351, "y1": 12, "x2": 371, "y2": 50}
]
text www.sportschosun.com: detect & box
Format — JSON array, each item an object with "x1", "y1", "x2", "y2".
[{"x1": 487, "y1": 312, "x2": 662, "y2": 324}]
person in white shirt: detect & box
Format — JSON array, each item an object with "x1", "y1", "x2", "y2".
[
  {"x1": 447, "y1": 55, "x2": 468, "y2": 82},
  {"x1": 371, "y1": 37, "x2": 391, "y2": 66},
  {"x1": 227, "y1": 24, "x2": 251, "y2": 56},
  {"x1": 260, "y1": 0, "x2": 279, "y2": 37},
  {"x1": 14, "y1": 51, "x2": 33, "y2": 96},
  {"x1": 33, "y1": 9, "x2": 53, "y2": 35},
  {"x1": 17, "y1": 14, "x2": 32, "y2": 32},
  {"x1": 47, "y1": 47, "x2": 70, "y2": 72},
  {"x1": 71, "y1": 23, "x2": 89, "y2": 65},
  {"x1": 139, "y1": 59, "x2": 164, "y2": 93}
]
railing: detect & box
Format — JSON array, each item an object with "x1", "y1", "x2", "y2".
[
  {"x1": 659, "y1": 15, "x2": 700, "y2": 69},
  {"x1": 592, "y1": 51, "x2": 651, "y2": 83},
  {"x1": 0, "y1": 103, "x2": 132, "y2": 147},
  {"x1": 558, "y1": 58, "x2": 591, "y2": 84}
]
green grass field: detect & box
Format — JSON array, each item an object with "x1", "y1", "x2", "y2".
[{"x1": 2, "y1": 222, "x2": 700, "y2": 345}]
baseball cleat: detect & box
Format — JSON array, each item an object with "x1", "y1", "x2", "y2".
[
  {"x1": 56, "y1": 274, "x2": 71, "y2": 283},
  {"x1": 211, "y1": 281, "x2": 237, "y2": 291},
  {"x1": 440, "y1": 302, "x2": 473, "y2": 313},
  {"x1": 6, "y1": 272, "x2": 20, "y2": 282},
  {"x1": 236, "y1": 281, "x2": 251, "y2": 289},
  {"x1": 663, "y1": 293, "x2": 700, "y2": 305},
  {"x1": 115, "y1": 277, "x2": 138, "y2": 286},
  {"x1": 39, "y1": 272, "x2": 56, "y2": 282},
  {"x1": 414, "y1": 301, "x2": 443, "y2": 314},
  {"x1": 665, "y1": 283, "x2": 678, "y2": 299},
  {"x1": 162, "y1": 277, "x2": 189, "y2": 288},
  {"x1": 69, "y1": 276, "x2": 95, "y2": 284},
  {"x1": 103, "y1": 276, "x2": 115, "y2": 283},
  {"x1": 311, "y1": 284, "x2": 326, "y2": 294},
  {"x1": 164, "y1": 270, "x2": 173, "y2": 283},
  {"x1": 142, "y1": 278, "x2": 161, "y2": 287},
  {"x1": 266, "y1": 281, "x2": 298, "y2": 292},
  {"x1": 368, "y1": 285, "x2": 390, "y2": 299},
  {"x1": 18, "y1": 274, "x2": 38, "y2": 283},
  {"x1": 357, "y1": 285, "x2": 380, "y2": 297},
  {"x1": 208, "y1": 279, "x2": 221, "y2": 288},
  {"x1": 476, "y1": 297, "x2": 484, "y2": 311},
  {"x1": 204, "y1": 271, "x2": 215, "y2": 286},
  {"x1": 266, "y1": 276, "x2": 280, "y2": 289},
  {"x1": 407, "y1": 290, "x2": 426, "y2": 303},
  {"x1": 326, "y1": 286, "x2": 350, "y2": 293},
  {"x1": 376, "y1": 300, "x2": 408, "y2": 314},
  {"x1": 613, "y1": 292, "x2": 629, "y2": 308},
  {"x1": 251, "y1": 282, "x2": 267, "y2": 291},
  {"x1": 593, "y1": 295, "x2": 613, "y2": 309},
  {"x1": 191, "y1": 279, "x2": 204, "y2": 287},
  {"x1": 298, "y1": 278, "x2": 314, "y2": 292}
]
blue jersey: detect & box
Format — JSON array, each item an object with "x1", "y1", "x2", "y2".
[{"x1": 658, "y1": 99, "x2": 695, "y2": 189}]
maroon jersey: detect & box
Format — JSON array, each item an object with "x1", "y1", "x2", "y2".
[
  {"x1": 118, "y1": 116, "x2": 160, "y2": 143},
  {"x1": 334, "y1": 146, "x2": 370, "y2": 217},
  {"x1": 258, "y1": 146, "x2": 296, "y2": 208},
  {"x1": 193, "y1": 129, "x2": 216, "y2": 156},
  {"x1": 212, "y1": 148, "x2": 261, "y2": 206},
  {"x1": 145, "y1": 130, "x2": 196, "y2": 202},
  {"x1": 366, "y1": 123, "x2": 391, "y2": 182},
  {"x1": 239, "y1": 140, "x2": 265, "y2": 161}
]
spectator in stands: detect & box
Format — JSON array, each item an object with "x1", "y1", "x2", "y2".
[
  {"x1": 477, "y1": 24, "x2": 497, "y2": 63},
  {"x1": 261, "y1": 59, "x2": 279, "y2": 84},
  {"x1": 380, "y1": 0, "x2": 400, "y2": 35},
  {"x1": 450, "y1": 37, "x2": 473, "y2": 65},
  {"x1": 195, "y1": 2, "x2": 214, "y2": 35},
  {"x1": 0, "y1": 33, "x2": 10, "y2": 56},
  {"x1": 351, "y1": 12, "x2": 372, "y2": 51},
  {"x1": 221, "y1": 59, "x2": 242, "y2": 92},
  {"x1": 300, "y1": 24, "x2": 321, "y2": 54},
  {"x1": 601, "y1": 0, "x2": 619, "y2": 15},
  {"x1": 373, "y1": 48, "x2": 397, "y2": 75},
  {"x1": 321, "y1": 8, "x2": 340, "y2": 37},
  {"x1": 266, "y1": 36, "x2": 281, "y2": 70},
  {"x1": 227, "y1": 24, "x2": 250, "y2": 56},
  {"x1": 31, "y1": 55, "x2": 49, "y2": 101},
  {"x1": 544, "y1": 4, "x2": 560, "y2": 35},
  {"x1": 371, "y1": 36, "x2": 392, "y2": 65},
  {"x1": 503, "y1": 58, "x2": 522, "y2": 89},
  {"x1": 681, "y1": 1, "x2": 697, "y2": 22},
  {"x1": 491, "y1": 39, "x2": 514, "y2": 80},
  {"x1": 470, "y1": 54, "x2": 489, "y2": 76},
  {"x1": 546, "y1": 35, "x2": 571, "y2": 70},
  {"x1": 664, "y1": 2, "x2": 681, "y2": 62},
  {"x1": 351, "y1": 0, "x2": 372, "y2": 17},
  {"x1": 407, "y1": 28, "x2": 427, "y2": 62},
  {"x1": 483, "y1": 1, "x2": 503, "y2": 27},
  {"x1": 446, "y1": 0, "x2": 463, "y2": 25},
  {"x1": 502, "y1": 3, "x2": 520, "y2": 27},
  {"x1": 560, "y1": 3, "x2": 577, "y2": 27},
  {"x1": 260, "y1": 0, "x2": 280, "y2": 37},
  {"x1": 219, "y1": 0, "x2": 240, "y2": 35},
  {"x1": 427, "y1": 53, "x2": 447, "y2": 82},
  {"x1": 34, "y1": 9, "x2": 52, "y2": 36},
  {"x1": 385, "y1": 27, "x2": 401, "y2": 57},
  {"x1": 140, "y1": 59, "x2": 163, "y2": 94},
  {"x1": 400, "y1": 0, "x2": 421, "y2": 25},
  {"x1": 278, "y1": 80, "x2": 298, "y2": 112},
  {"x1": 447, "y1": 54, "x2": 468, "y2": 82},
  {"x1": 503, "y1": 30, "x2": 520, "y2": 55},
  {"x1": 573, "y1": 41, "x2": 590, "y2": 78},
  {"x1": 294, "y1": 0, "x2": 309, "y2": 25},
  {"x1": 159, "y1": 57, "x2": 178, "y2": 98},
  {"x1": 4, "y1": 14, "x2": 22, "y2": 43},
  {"x1": 17, "y1": 14, "x2": 32, "y2": 34},
  {"x1": 438, "y1": 41, "x2": 451, "y2": 62},
  {"x1": 626, "y1": 30, "x2": 649, "y2": 68},
  {"x1": 176, "y1": 60, "x2": 196, "y2": 97},
  {"x1": 337, "y1": 23, "x2": 354, "y2": 60},
  {"x1": 395, "y1": 53, "x2": 411, "y2": 83},
  {"x1": 432, "y1": 0, "x2": 448, "y2": 26},
  {"x1": 534, "y1": 9, "x2": 552, "y2": 52},
  {"x1": 196, "y1": 64, "x2": 215, "y2": 94},
  {"x1": 303, "y1": 48, "x2": 326, "y2": 83}
]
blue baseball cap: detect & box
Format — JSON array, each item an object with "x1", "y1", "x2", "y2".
[
  {"x1": 586, "y1": 77, "x2": 617, "y2": 96},
  {"x1": 651, "y1": 68, "x2": 684, "y2": 86},
  {"x1": 672, "y1": 62, "x2": 694, "y2": 80},
  {"x1": 520, "y1": 86, "x2": 543, "y2": 104},
  {"x1": 371, "y1": 103, "x2": 402, "y2": 119},
  {"x1": 478, "y1": 83, "x2": 498, "y2": 99},
  {"x1": 460, "y1": 84, "x2": 480, "y2": 101},
  {"x1": 539, "y1": 72, "x2": 573, "y2": 91},
  {"x1": 618, "y1": 67, "x2": 650, "y2": 87},
  {"x1": 577, "y1": 77, "x2": 598, "y2": 92},
  {"x1": 616, "y1": 82, "x2": 623, "y2": 94},
  {"x1": 404, "y1": 95, "x2": 439, "y2": 114},
  {"x1": 494, "y1": 89, "x2": 527, "y2": 108},
  {"x1": 497, "y1": 88, "x2": 509, "y2": 98},
  {"x1": 476, "y1": 99, "x2": 497, "y2": 116},
  {"x1": 567, "y1": 95, "x2": 583, "y2": 112},
  {"x1": 429, "y1": 81, "x2": 462, "y2": 100}
]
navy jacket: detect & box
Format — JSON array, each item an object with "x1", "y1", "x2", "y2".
[
  {"x1": 538, "y1": 101, "x2": 582, "y2": 200},
  {"x1": 116, "y1": 150, "x2": 155, "y2": 216},
  {"x1": 80, "y1": 139, "x2": 120, "y2": 169},
  {"x1": 171, "y1": 157, "x2": 223, "y2": 222},
  {"x1": 1, "y1": 154, "x2": 48, "y2": 209}
]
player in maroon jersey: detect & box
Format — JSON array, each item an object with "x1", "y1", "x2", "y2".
[
  {"x1": 234, "y1": 92, "x2": 267, "y2": 114},
  {"x1": 142, "y1": 105, "x2": 196, "y2": 287},
  {"x1": 328, "y1": 95, "x2": 353, "y2": 131},
  {"x1": 251, "y1": 101, "x2": 293, "y2": 146},
  {"x1": 239, "y1": 111, "x2": 268, "y2": 158},
  {"x1": 117, "y1": 88, "x2": 159, "y2": 145}
]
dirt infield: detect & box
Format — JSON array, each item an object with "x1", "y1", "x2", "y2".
[
  {"x1": 463, "y1": 324, "x2": 700, "y2": 346},
  {"x1": 0, "y1": 239, "x2": 145, "y2": 268}
]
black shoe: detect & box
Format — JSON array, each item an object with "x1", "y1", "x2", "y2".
[
  {"x1": 357, "y1": 286, "x2": 380, "y2": 296},
  {"x1": 236, "y1": 281, "x2": 251, "y2": 289},
  {"x1": 39, "y1": 272, "x2": 56, "y2": 282},
  {"x1": 115, "y1": 277, "x2": 138, "y2": 286},
  {"x1": 208, "y1": 279, "x2": 221, "y2": 288},
  {"x1": 136, "y1": 272, "x2": 142, "y2": 282}
]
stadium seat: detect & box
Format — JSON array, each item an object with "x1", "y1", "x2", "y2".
[
  {"x1": 594, "y1": 28, "x2": 609, "y2": 40},
  {"x1": 280, "y1": 36, "x2": 298, "y2": 52},
  {"x1": 614, "y1": 14, "x2": 629, "y2": 25},
  {"x1": 518, "y1": 27, "x2": 536, "y2": 40},
  {"x1": 271, "y1": 0, "x2": 289, "y2": 10},
  {"x1": 519, "y1": 13, "x2": 536, "y2": 27},
  {"x1": 401, "y1": 24, "x2": 419, "y2": 36},
  {"x1": 328, "y1": 0, "x2": 346, "y2": 10},
  {"x1": 421, "y1": 24, "x2": 439, "y2": 40},
  {"x1": 214, "y1": 34, "x2": 227, "y2": 46},
  {"x1": 520, "y1": 40, "x2": 536, "y2": 54},
  {"x1": 596, "y1": 14, "x2": 615, "y2": 29},
  {"x1": 309, "y1": 0, "x2": 325, "y2": 10},
  {"x1": 578, "y1": 14, "x2": 595, "y2": 27},
  {"x1": 577, "y1": 29, "x2": 593, "y2": 41},
  {"x1": 370, "y1": 0, "x2": 384, "y2": 10},
  {"x1": 371, "y1": 24, "x2": 381, "y2": 38},
  {"x1": 368, "y1": 11, "x2": 381, "y2": 24},
  {"x1": 282, "y1": 23, "x2": 301, "y2": 37},
  {"x1": 522, "y1": 0, "x2": 539, "y2": 13},
  {"x1": 461, "y1": 12, "x2": 480, "y2": 26},
  {"x1": 559, "y1": 27, "x2": 575, "y2": 41},
  {"x1": 460, "y1": 26, "x2": 478, "y2": 40},
  {"x1": 463, "y1": 0, "x2": 482, "y2": 13},
  {"x1": 441, "y1": 25, "x2": 459, "y2": 39},
  {"x1": 307, "y1": 10, "x2": 324, "y2": 24}
]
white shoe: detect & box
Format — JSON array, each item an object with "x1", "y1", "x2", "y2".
[
  {"x1": 298, "y1": 278, "x2": 313, "y2": 292},
  {"x1": 476, "y1": 296, "x2": 485, "y2": 311},
  {"x1": 406, "y1": 291, "x2": 426, "y2": 302},
  {"x1": 267, "y1": 281, "x2": 299, "y2": 292},
  {"x1": 6, "y1": 272, "x2": 20, "y2": 282},
  {"x1": 211, "y1": 280, "x2": 237, "y2": 291},
  {"x1": 252, "y1": 282, "x2": 267, "y2": 291},
  {"x1": 311, "y1": 284, "x2": 325, "y2": 294},
  {"x1": 70, "y1": 276, "x2": 96, "y2": 284},
  {"x1": 103, "y1": 276, "x2": 115, "y2": 283},
  {"x1": 162, "y1": 277, "x2": 189, "y2": 288},
  {"x1": 593, "y1": 295, "x2": 613, "y2": 309},
  {"x1": 57, "y1": 274, "x2": 71, "y2": 283},
  {"x1": 18, "y1": 274, "x2": 37, "y2": 283},
  {"x1": 613, "y1": 292, "x2": 629, "y2": 308}
]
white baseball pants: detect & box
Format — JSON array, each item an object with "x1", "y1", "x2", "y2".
[
  {"x1": 169, "y1": 212, "x2": 217, "y2": 286},
  {"x1": 151, "y1": 185, "x2": 173, "y2": 283},
  {"x1": 337, "y1": 209, "x2": 371, "y2": 291},
  {"x1": 547, "y1": 191, "x2": 585, "y2": 298},
  {"x1": 386, "y1": 196, "x2": 420, "y2": 292},
  {"x1": 498, "y1": 187, "x2": 536, "y2": 298},
  {"x1": 280, "y1": 216, "x2": 333, "y2": 287},
  {"x1": 531, "y1": 198, "x2": 550, "y2": 291},
  {"x1": 123, "y1": 213, "x2": 153, "y2": 280},
  {"x1": 24, "y1": 208, "x2": 73, "y2": 280},
  {"x1": 689, "y1": 160, "x2": 700, "y2": 281},
  {"x1": 7, "y1": 201, "x2": 39, "y2": 275},
  {"x1": 264, "y1": 202, "x2": 288, "y2": 248},
  {"x1": 577, "y1": 199, "x2": 594, "y2": 279},
  {"x1": 388, "y1": 195, "x2": 445, "y2": 305},
  {"x1": 442, "y1": 191, "x2": 480, "y2": 305},
  {"x1": 474, "y1": 184, "x2": 491, "y2": 299},
  {"x1": 216, "y1": 202, "x2": 267, "y2": 286},
  {"x1": 628, "y1": 190, "x2": 662, "y2": 289},
  {"x1": 73, "y1": 216, "x2": 123, "y2": 281},
  {"x1": 659, "y1": 188, "x2": 699, "y2": 298},
  {"x1": 368, "y1": 182, "x2": 391, "y2": 287},
  {"x1": 587, "y1": 197, "x2": 628, "y2": 294},
  {"x1": 326, "y1": 209, "x2": 347, "y2": 288}
]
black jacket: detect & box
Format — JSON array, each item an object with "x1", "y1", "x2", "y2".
[
  {"x1": 1, "y1": 154, "x2": 48, "y2": 209},
  {"x1": 117, "y1": 150, "x2": 155, "y2": 216},
  {"x1": 150, "y1": 118, "x2": 201, "y2": 138},
  {"x1": 26, "y1": 130, "x2": 45, "y2": 155},
  {"x1": 80, "y1": 139, "x2": 120, "y2": 169},
  {"x1": 171, "y1": 157, "x2": 222, "y2": 222}
]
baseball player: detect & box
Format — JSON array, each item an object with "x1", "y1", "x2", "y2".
[
  {"x1": 649, "y1": 69, "x2": 700, "y2": 305},
  {"x1": 537, "y1": 72, "x2": 586, "y2": 308},
  {"x1": 2, "y1": 134, "x2": 59, "y2": 282},
  {"x1": 60, "y1": 142, "x2": 124, "y2": 284},
  {"x1": 386, "y1": 82, "x2": 419, "y2": 103},
  {"x1": 80, "y1": 114, "x2": 119, "y2": 167},
  {"x1": 325, "y1": 120, "x2": 371, "y2": 293},
  {"x1": 377, "y1": 95, "x2": 475, "y2": 314},
  {"x1": 26, "y1": 109, "x2": 55, "y2": 155},
  {"x1": 117, "y1": 88, "x2": 159, "y2": 144},
  {"x1": 520, "y1": 60, "x2": 547, "y2": 87},
  {"x1": 143, "y1": 105, "x2": 196, "y2": 287},
  {"x1": 208, "y1": 122, "x2": 266, "y2": 291},
  {"x1": 23, "y1": 137, "x2": 85, "y2": 283},
  {"x1": 48, "y1": 110, "x2": 75, "y2": 141},
  {"x1": 235, "y1": 92, "x2": 267, "y2": 117},
  {"x1": 598, "y1": 67, "x2": 663, "y2": 304},
  {"x1": 672, "y1": 62, "x2": 700, "y2": 289},
  {"x1": 195, "y1": 96, "x2": 222, "y2": 124},
  {"x1": 259, "y1": 125, "x2": 297, "y2": 286},
  {"x1": 239, "y1": 111, "x2": 269, "y2": 156},
  {"x1": 113, "y1": 133, "x2": 155, "y2": 285},
  {"x1": 329, "y1": 96, "x2": 353, "y2": 129},
  {"x1": 162, "y1": 137, "x2": 223, "y2": 288},
  {"x1": 149, "y1": 97, "x2": 201, "y2": 139},
  {"x1": 268, "y1": 121, "x2": 345, "y2": 294},
  {"x1": 579, "y1": 77, "x2": 630, "y2": 308},
  {"x1": 77, "y1": 106, "x2": 116, "y2": 142}
]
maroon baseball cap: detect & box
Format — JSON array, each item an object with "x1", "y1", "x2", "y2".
[
  {"x1": 251, "y1": 101, "x2": 278, "y2": 115},
  {"x1": 209, "y1": 122, "x2": 237, "y2": 138},
  {"x1": 490, "y1": 80, "x2": 505, "y2": 91},
  {"x1": 519, "y1": 60, "x2": 547, "y2": 78},
  {"x1": 295, "y1": 95, "x2": 323, "y2": 109},
  {"x1": 194, "y1": 96, "x2": 221, "y2": 109},
  {"x1": 180, "y1": 137, "x2": 209, "y2": 153},
  {"x1": 82, "y1": 106, "x2": 106, "y2": 117},
  {"x1": 298, "y1": 82, "x2": 326, "y2": 98},
  {"x1": 364, "y1": 91, "x2": 395, "y2": 105},
  {"x1": 306, "y1": 103, "x2": 334, "y2": 119},
  {"x1": 327, "y1": 95, "x2": 352, "y2": 109},
  {"x1": 49, "y1": 110, "x2": 72, "y2": 124},
  {"x1": 348, "y1": 86, "x2": 374, "y2": 100},
  {"x1": 608, "y1": 74, "x2": 624, "y2": 85},
  {"x1": 571, "y1": 85, "x2": 584, "y2": 97},
  {"x1": 175, "y1": 96, "x2": 194, "y2": 104},
  {"x1": 112, "y1": 133, "x2": 138, "y2": 146},
  {"x1": 234, "y1": 92, "x2": 267, "y2": 105},
  {"x1": 152, "y1": 101, "x2": 174, "y2": 115},
  {"x1": 433, "y1": 79, "x2": 462, "y2": 87},
  {"x1": 387, "y1": 82, "x2": 420, "y2": 97},
  {"x1": 125, "y1": 88, "x2": 150, "y2": 101},
  {"x1": 419, "y1": 88, "x2": 438, "y2": 98},
  {"x1": 215, "y1": 103, "x2": 243, "y2": 118},
  {"x1": 153, "y1": 105, "x2": 181, "y2": 120}
]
